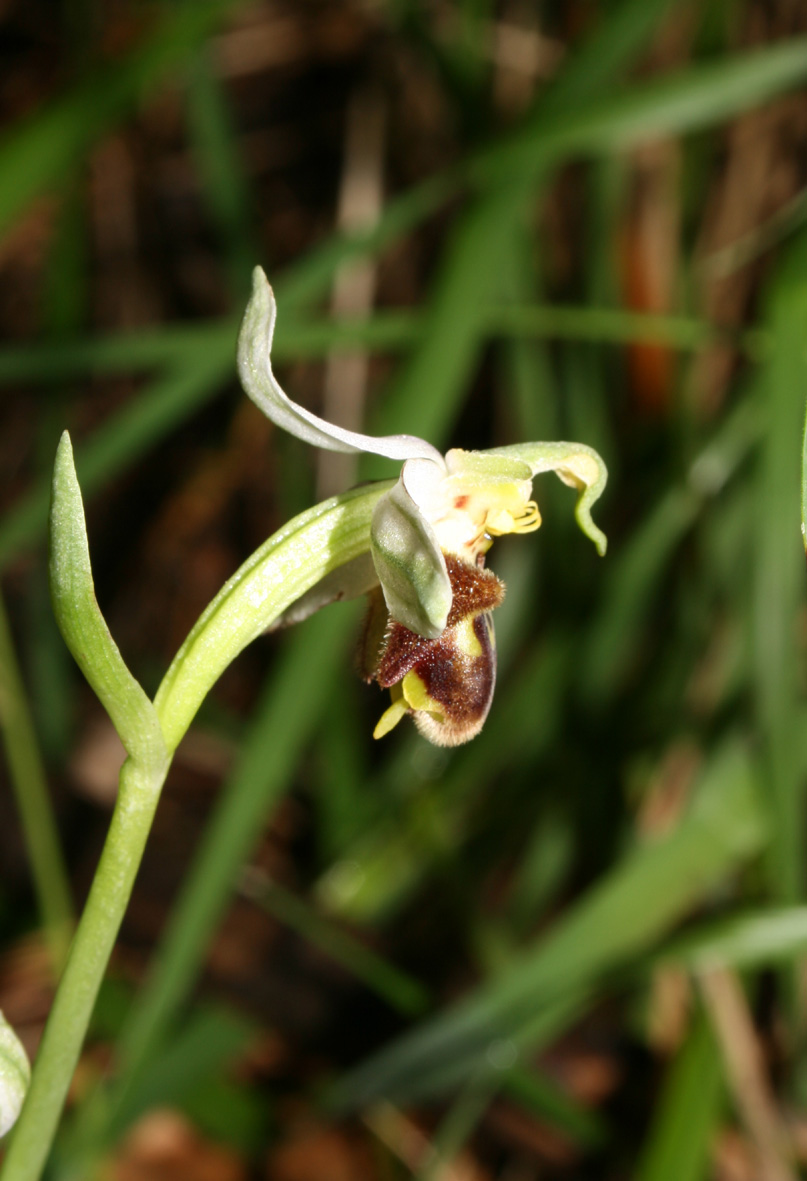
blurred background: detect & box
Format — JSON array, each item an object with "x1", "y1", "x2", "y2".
[{"x1": 2, "y1": 1, "x2": 807, "y2": 1178}]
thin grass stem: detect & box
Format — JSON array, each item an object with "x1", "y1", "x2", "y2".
[{"x1": 0, "y1": 591, "x2": 73, "y2": 971}]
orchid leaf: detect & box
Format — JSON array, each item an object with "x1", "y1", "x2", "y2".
[
  {"x1": 154, "y1": 480, "x2": 393, "y2": 753},
  {"x1": 49, "y1": 433, "x2": 167, "y2": 776}
]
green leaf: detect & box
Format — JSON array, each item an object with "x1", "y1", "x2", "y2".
[
  {"x1": 634, "y1": 1014, "x2": 722, "y2": 1181},
  {"x1": 153, "y1": 480, "x2": 392, "y2": 754},
  {"x1": 48, "y1": 433, "x2": 166, "y2": 776}
]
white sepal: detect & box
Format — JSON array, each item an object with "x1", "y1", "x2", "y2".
[
  {"x1": 370, "y1": 459, "x2": 452, "y2": 639},
  {"x1": 238, "y1": 267, "x2": 445, "y2": 465}
]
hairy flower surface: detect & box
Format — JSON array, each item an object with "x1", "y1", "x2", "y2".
[{"x1": 238, "y1": 267, "x2": 608, "y2": 745}]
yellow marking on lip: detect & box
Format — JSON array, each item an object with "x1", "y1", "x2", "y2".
[
  {"x1": 453, "y1": 615, "x2": 483, "y2": 659},
  {"x1": 401, "y1": 670, "x2": 446, "y2": 720}
]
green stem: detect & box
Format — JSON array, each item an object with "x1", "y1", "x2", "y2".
[
  {"x1": 0, "y1": 591, "x2": 73, "y2": 970},
  {"x1": 0, "y1": 436, "x2": 392, "y2": 1181},
  {"x1": 84, "y1": 610, "x2": 354, "y2": 1154},
  {"x1": 0, "y1": 757, "x2": 165, "y2": 1180},
  {"x1": 801, "y1": 390, "x2": 807, "y2": 558}
]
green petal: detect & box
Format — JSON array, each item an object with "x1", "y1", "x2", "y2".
[{"x1": 486, "y1": 441, "x2": 608, "y2": 556}]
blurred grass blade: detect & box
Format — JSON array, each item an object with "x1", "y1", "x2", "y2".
[
  {"x1": 662, "y1": 908, "x2": 807, "y2": 972},
  {"x1": 503, "y1": 1066, "x2": 607, "y2": 1150},
  {"x1": 186, "y1": 50, "x2": 255, "y2": 294},
  {"x1": 474, "y1": 36, "x2": 807, "y2": 185},
  {"x1": 330, "y1": 742, "x2": 766, "y2": 1109},
  {"x1": 582, "y1": 396, "x2": 760, "y2": 704},
  {"x1": 0, "y1": 348, "x2": 233, "y2": 571},
  {"x1": 0, "y1": 306, "x2": 741, "y2": 386},
  {"x1": 110, "y1": 1006, "x2": 256, "y2": 1133},
  {"x1": 0, "y1": 0, "x2": 242, "y2": 244},
  {"x1": 241, "y1": 871, "x2": 430, "y2": 1016},
  {"x1": 49, "y1": 433, "x2": 166, "y2": 773},
  {"x1": 75, "y1": 607, "x2": 360, "y2": 1156},
  {"x1": 581, "y1": 487, "x2": 700, "y2": 704},
  {"x1": 0, "y1": 593, "x2": 73, "y2": 969},
  {"x1": 0, "y1": 321, "x2": 238, "y2": 384},
  {"x1": 634, "y1": 1014, "x2": 722, "y2": 1181},
  {"x1": 489, "y1": 305, "x2": 749, "y2": 351},
  {"x1": 802, "y1": 389, "x2": 807, "y2": 557},
  {"x1": 753, "y1": 232, "x2": 807, "y2": 905},
  {"x1": 414, "y1": 1068, "x2": 498, "y2": 1181}
]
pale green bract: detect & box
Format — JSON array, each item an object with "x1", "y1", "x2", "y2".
[
  {"x1": 238, "y1": 266, "x2": 608, "y2": 639},
  {"x1": 0, "y1": 1011, "x2": 30, "y2": 1138}
]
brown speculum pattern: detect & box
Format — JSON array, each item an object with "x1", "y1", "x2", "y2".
[{"x1": 364, "y1": 554, "x2": 505, "y2": 746}]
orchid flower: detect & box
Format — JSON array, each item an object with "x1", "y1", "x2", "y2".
[
  {"x1": 238, "y1": 267, "x2": 607, "y2": 746},
  {"x1": 24, "y1": 270, "x2": 608, "y2": 1181}
]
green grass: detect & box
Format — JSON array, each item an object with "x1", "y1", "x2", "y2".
[{"x1": 2, "y1": 0, "x2": 807, "y2": 1177}]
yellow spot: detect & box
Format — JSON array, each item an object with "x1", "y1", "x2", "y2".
[{"x1": 452, "y1": 616, "x2": 482, "y2": 658}]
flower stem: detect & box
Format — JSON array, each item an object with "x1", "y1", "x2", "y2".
[
  {"x1": 0, "y1": 755, "x2": 165, "y2": 1180},
  {"x1": 0, "y1": 437, "x2": 389, "y2": 1181}
]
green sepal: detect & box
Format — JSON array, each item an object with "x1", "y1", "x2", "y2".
[
  {"x1": 370, "y1": 475, "x2": 452, "y2": 640},
  {"x1": 487, "y1": 441, "x2": 608, "y2": 556}
]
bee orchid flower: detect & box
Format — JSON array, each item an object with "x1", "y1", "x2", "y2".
[{"x1": 238, "y1": 266, "x2": 607, "y2": 746}]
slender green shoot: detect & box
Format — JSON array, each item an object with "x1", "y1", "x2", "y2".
[{"x1": 0, "y1": 593, "x2": 73, "y2": 970}]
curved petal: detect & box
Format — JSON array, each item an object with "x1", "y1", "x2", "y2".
[
  {"x1": 485, "y1": 441, "x2": 608, "y2": 556},
  {"x1": 370, "y1": 459, "x2": 452, "y2": 639},
  {"x1": 238, "y1": 267, "x2": 445, "y2": 465}
]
